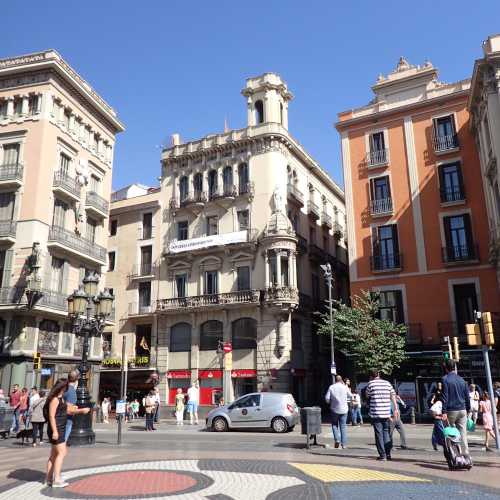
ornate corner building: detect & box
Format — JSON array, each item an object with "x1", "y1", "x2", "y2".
[
  {"x1": 103, "y1": 73, "x2": 348, "y2": 409},
  {"x1": 0, "y1": 51, "x2": 124, "y2": 396}
]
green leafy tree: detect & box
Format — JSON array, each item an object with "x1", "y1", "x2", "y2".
[{"x1": 317, "y1": 290, "x2": 407, "y2": 375}]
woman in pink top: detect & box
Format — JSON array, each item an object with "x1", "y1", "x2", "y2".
[
  {"x1": 479, "y1": 392, "x2": 497, "y2": 451},
  {"x1": 19, "y1": 388, "x2": 29, "y2": 426}
]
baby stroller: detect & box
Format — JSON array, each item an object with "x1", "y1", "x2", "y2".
[{"x1": 442, "y1": 426, "x2": 472, "y2": 471}]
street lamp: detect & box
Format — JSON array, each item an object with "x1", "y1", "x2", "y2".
[
  {"x1": 320, "y1": 262, "x2": 336, "y2": 383},
  {"x1": 67, "y1": 272, "x2": 114, "y2": 445}
]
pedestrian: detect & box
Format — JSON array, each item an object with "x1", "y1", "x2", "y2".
[
  {"x1": 19, "y1": 388, "x2": 29, "y2": 426},
  {"x1": 187, "y1": 381, "x2": 200, "y2": 425},
  {"x1": 9, "y1": 384, "x2": 21, "y2": 433},
  {"x1": 101, "y1": 397, "x2": 110, "y2": 424},
  {"x1": 63, "y1": 370, "x2": 79, "y2": 442},
  {"x1": 493, "y1": 382, "x2": 500, "y2": 424},
  {"x1": 345, "y1": 378, "x2": 352, "y2": 424},
  {"x1": 351, "y1": 388, "x2": 363, "y2": 426},
  {"x1": 390, "y1": 391, "x2": 408, "y2": 449},
  {"x1": 31, "y1": 390, "x2": 47, "y2": 447},
  {"x1": 366, "y1": 369, "x2": 399, "y2": 461},
  {"x1": 153, "y1": 386, "x2": 161, "y2": 424},
  {"x1": 144, "y1": 390, "x2": 156, "y2": 431},
  {"x1": 479, "y1": 392, "x2": 497, "y2": 451},
  {"x1": 469, "y1": 384, "x2": 480, "y2": 424},
  {"x1": 429, "y1": 381, "x2": 443, "y2": 407},
  {"x1": 175, "y1": 389, "x2": 185, "y2": 426},
  {"x1": 325, "y1": 375, "x2": 351, "y2": 449},
  {"x1": 44, "y1": 378, "x2": 90, "y2": 488},
  {"x1": 441, "y1": 359, "x2": 471, "y2": 455},
  {"x1": 131, "y1": 399, "x2": 139, "y2": 419},
  {"x1": 430, "y1": 398, "x2": 445, "y2": 450},
  {"x1": 26, "y1": 387, "x2": 40, "y2": 428}
]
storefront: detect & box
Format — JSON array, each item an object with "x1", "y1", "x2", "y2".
[
  {"x1": 231, "y1": 369, "x2": 257, "y2": 398},
  {"x1": 199, "y1": 370, "x2": 222, "y2": 405},
  {"x1": 290, "y1": 368, "x2": 306, "y2": 406},
  {"x1": 166, "y1": 370, "x2": 191, "y2": 404}
]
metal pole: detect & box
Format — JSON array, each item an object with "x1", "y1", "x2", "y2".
[
  {"x1": 327, "y1": 272, "x2": 335, "y2": 383},
  {"x1": 117, "y1": 336, "x2": 125, "y2": 446}
]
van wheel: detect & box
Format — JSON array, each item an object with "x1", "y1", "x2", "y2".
[
  {"x1": 272, "y1": 417, "x2": 288, "y2": 433},
  {"x1": 212, "y1": 417, "x2": 228, "y2": 432},
  {"x1": 287, "y1": 425, "x2": 295, "y2": 433}
]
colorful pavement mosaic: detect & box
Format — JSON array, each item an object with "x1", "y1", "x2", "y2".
[{"x1": 0, "y1": 459, "x2": 498, "y2": 499}]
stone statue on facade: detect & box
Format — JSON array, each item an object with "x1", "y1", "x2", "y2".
[{"x1": 272, "y1": 186, "x2": 284, "y2": 213}]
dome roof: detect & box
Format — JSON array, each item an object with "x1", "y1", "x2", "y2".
[{"x1": 264, "y1": 210, "x2": 294, "y2": 237}]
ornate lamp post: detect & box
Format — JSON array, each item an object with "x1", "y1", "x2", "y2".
[
  {"x1": 67, "y1": 271, "x2": 114, "y2": 445},
  {"x1": 320, "y1": 262, "x2": 336, "y2": 383}
]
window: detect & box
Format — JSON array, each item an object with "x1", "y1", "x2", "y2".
[
  {"x1": 179, "y1": 176, "x2": 189, "y2": 203},
  {"x1": 64, "y1": 110, "x2": 71, "y2": 129},
  {"x1": 59, "y1": 153, "x2": 71, "y2": 176},
  {"x1": 0, "y1": 250, "x2": 5, "y2": 288},
  {"x1": 86, "y1": 217, "x2": 97, "y2": 243},
  {"x1": 50, "y1": 257, "x2": 65, "y2": 292},
  {"x1": 52, "y1": 199, "x2": 68, "y2": 228},
  {"x1": 177, "y1": 221, "x2": 188, "y2": 240},
  {"x1": 170, "y1": 322, "x2": 191, "y2": 352},
  {"x1": 280, "y1": 102, "x2": 284, "y2": 125},
  {"x1": 2, "y1": 144, "x2": 19, "y2": 166},
  {"x1": 232, "y1": 318, "x2": 257, "y2": 350},
  {"x1": 443, "y1": 214, "x2": 475, "y2": 262},
  {"x1": 175, "y1": 274, "x2": 187, "y2": 298},
  {"x1": 370, "y1": 176, "x2": 392, "y2": 214},
  {"x1": 28, "y1": 95, "x2": 39, "y2": 115},
  {"x1": 0, "y1": 100, "x2": 7, "y2": 118},
  {"x1": 377, "y1": 290, "x2": 404, "y2": 324},
  {"x1": 140, "y1": 246, "x2": 152, "y2": 274},
  {"x1": 136, "y1": 324, "x2": 152, "y2": 357},
  {"x1": 237, "y1": 210, "x2": 249, "y2": 231},
  {"x1": 281, "y1": 255, "x2": 289, "y2": 286},
  {"x1": 439, "y1": 162, "x2": 464, "y2": 203},
  {"x1": 309, "y1": 226, "x2": 316, "y2": 244},
  {"x1": 110, "y1": 219, "x2": 118, "y2": 236},
  {"x1": 208, "y1": 170, "x2": 218, "y2": 199},
  {"x1": 193, "y1": 172, "x2": 203, "y2": 198},
  {"x1": 200, "y1": 320, "x2": 223, "y2": 351},
  {"x1": 223, "y1": 166, "x2": 233, "y2": 195},
  {"x1": 291, "y1": 319, "x2": 302, "y2": 350},
  {"x1": 90, "y1": 174, "x2": 100, "y2": 194},
  {"x1": 372, "y1": 224, "x2": 400, "y2": 270},
  {"x1": 433, "y1": 115, "x2": 458, "y2": 151},
  {"x1": 207, "y1": 216, "x2": 218, "y2": 236},
  {"x1": 108, "y1": 251, "x2": 116, "y2": 272},
  {"x1": 232, "y1": 394, "x2": 261, "y2": 408},
  {"x1": 236, "y1": 266, "x2": 250, "y2": 291},
  {"x1": 13, "y1": 99, "x2": 22, "y2": 116},
  {"x1": 255, "y1": 100, "x2": 264, "y2": 124},
  {"x1": 138, "y1": 281, "x2": 151, "y2": 308},
  {"x1": 269, "y1": 253, "x2": 278, "y2": 286},
  {"x1": 142, "y1": 212, "x2": 152, "y2": 239},
  {"x1": 0, "y1": 192, "x2": 15, "y2": 221},
  {"x1": 370, "y1": 131, "x2": 385, "y2": 153},
  {"x1": 204, "y1": 270, "x2": 218, "y2": 295},
  {"x1": 238, "y1": 163, "x2": 249, "y2": 194}
]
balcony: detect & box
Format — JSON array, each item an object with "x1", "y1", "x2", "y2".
[
  {"x1": 370, "y1": 197, "x2": 393, "y2": 217},
  {"x1": 85, "y1": 191, "x2": 109, "y2": 218},
  {"x1": 0, "y1": 220, "x2": 16, "y2": 242},
  {"x1": 432, "y1": 133, "x2": 459, "y2": 153},
  {"x1": 308, "y1": 243, "x2": 326, "y2": 262},
  {"x1": 48, "y1": 225, "x2": 106, "y2": 264},
  {"x1": 441, "y1": 243, "x2": 479, "y2": 264},
  {"x1": 370, "y1": 252, "x2": 402, "y2": 272},
  {"x1": 157, "y1": 289, "x2": 260, "y2": 313},
  {"x1": 263, "y1": 286, "x2": 299, "y2": 307},
  {"x1": 238, "y1": 181, "x2": 254, "y2": 197},
  {"x1": 0, "y1": 287, "x2": 67, "y2": 313},
  {"x1": 440, "y1": 186, "x2": 465, "y2": 204},
  {"x1": 128, "y1": 262, "x2": 155, "y2": 280},
  {"x1": 287, "y1": 184, "x2": 304, "y2": 206},
  {"x1": 307, "y1": 200, "x2": 320, "y2": 220},
  {"x1": 405, "y1": 323, "x2": 423, "y2": 345},
  {"x1": 321, "y1": 212, "x2": 333, "y2": 229},
  {"x1": 179, "y1": 190, "x2": 207, "y2": 209},
  {"x1": 0, "y1": 163, "x2": 23, "y2": 187},
  {"x1": 489, "y1": 223, "x2": 500, "y2": 264},
  {"x1": 128, "y1": 302, "x2": 154, "y2": 317},
  {"x1": 437, "y1": 321, "x2": 467, "y2": 344},
  {"x1": 333, "y1": 222, "x2": 344, "y2": 239},
  {"x1": 52, "y1": 171, "x2": 81, "y2": 201},
  {"x1": 367, "y1": 148, "x2": 388, "y2": 167}
]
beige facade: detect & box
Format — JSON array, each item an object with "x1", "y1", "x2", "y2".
[
  {"x1": 0, "y1": 50, "x2": 123, "y2": 395},
  {"x1": 104, "y1": 73, "x2": 348, "y2": 409}
]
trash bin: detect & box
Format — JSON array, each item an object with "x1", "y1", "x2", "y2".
[
  {"x1": 300, "y1": 406, "x2": 322, "y2": 436},
  {"x1": 0, "y1": 407, "x2": 14, "y2": 438}
]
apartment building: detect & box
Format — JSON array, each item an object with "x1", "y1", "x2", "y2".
[
  {"x1": 0, "y1": 50, "x2": 124, "y2": 396},
  {"x1": 106, "y1": 73, "x2": 348, "y2": 410},
  {"x1": 336, "y1": 56, "x2": 500, "y2": 386},
  {"x1": 469, "y1": 34, "x2": 500, "y2": 289}
]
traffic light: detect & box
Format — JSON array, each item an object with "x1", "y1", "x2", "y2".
[
  {"x1": 33, "y1": 352, "x2": 41, "y2": 370},
  {"x1": 466, "y1": 323, "x2": 481, "y2": 346},
  {"x1": 482, "y1": 312, "x2": 495, "y2": 346},
  {"x1": 453, "y1": 337, "x2": 460, "y2": 361}
]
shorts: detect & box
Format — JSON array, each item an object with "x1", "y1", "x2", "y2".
[
  {"x1": 48, "y1": 426, "x2": 66, "y2": 445},
  {"x1": 187, "y1": 401, "x2": 198, "y2": 413}
]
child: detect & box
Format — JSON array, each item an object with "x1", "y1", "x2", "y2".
[
  {"x1": 175, "y1": 389, "x2": 185, "y2": 426},
  {"x1": 479, "y1": 391, "x2": 497, "y2": 451},
  {"x1": 430, "y1": 399, "x2": 445, "y2": 451}
]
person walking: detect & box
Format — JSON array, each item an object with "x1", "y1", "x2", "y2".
[
  {"x1": 9, "y1": 384, "x2": 21, "y2": 433},
  {"x1": 351, "y1": 388, "x2": 363, "y2": 426},
  {"x1": 153, "y1": 387, "x2": 161, "y2": 424},
  {"x1": 441, "y1": 359, "x2": 470, "y2": 454},
  {"x1": 430, "y1": 398, "x2": 445, "y2": 450},
  {"x1": 469, "y1": 384, "x2": 480, "y2": 424},
  {"x1": 390, "y1": 391, "x2": 408, "y2": 449},
  {"x1": 44, "y1": 378, "x2": 90, "y2": 488},
  {"x1": 345, "y1": 378, "x2": 352, "y2": 424},
  {"x1": 144, "y1": 390, "x2": 156, "y2": 431},
  {"x1": 479, "y1": 392, "x2": 497, "y2": 451},
  {"x1": 187, "y1": 381, "x2": 200, "y2": 425},
  {"x1": 18, "y1": 388, "x2": 29, "y2": 427},
  {"x1": 325, "y1": 375, "x2": 351, "y2": 449},
  {"x1": 26, "y1": 387, "x2": 40, "y2": 428},
  {"x1": 131, "y1": 399, "x2": 139, "y2": 420},
  {"x1": 366, "y1": 369, "x2": 399, "y2": 461},
  {"x1": 31, "y1": 390, "x2": 47, "y2": 447},
  {"x1": 428, "y1": 381, "x2": 443, "y2": 407},
  {"x1": 101, "y1": 397, "x2": 110, "y2": 424},
  {"x1": 175, "y1": 389, "x2": 185, "y2": 425},
  {"x1": 63, "y1": 370, "x2": 79, "y2": 442}
]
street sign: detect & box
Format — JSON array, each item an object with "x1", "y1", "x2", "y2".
[
  {"x1": 330, "y1": 362, "x2": 336, "y2": 375},
  {"x1": 223, "y1": 342, "x2": 232, "y2": 353},
  {"x1": 115, "y1": 400, "x2": 126, "y2": 414},
  {"x1": 40, "y1": 368, "x2": 51, "y2": 376}
]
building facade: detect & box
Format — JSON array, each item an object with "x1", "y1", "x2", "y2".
[
  {"x1": 106, "y1": 73, "x2": 348, "y2": 411},
  {"x1": 336, "y1": 56, "x2": 500, "y2": 394},
  {"x1": 0, "y1": 51, "x2": 123, "y2": 396}
]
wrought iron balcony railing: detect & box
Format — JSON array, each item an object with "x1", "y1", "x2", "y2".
[
  {"x1": 263, "y1": 286, "x2": 299, "y2": 304},
  {"x1": 321, "y1": 212, "x2": 333, "y2": 229},
  {"x1": 0, "y1": 286, "x2": 67, "y2": 311},
  {"x1": 53, "y1": 171, "x2": 81, "y2": 198},
  {"x1": 0, "y1": 163, "x2": 23, "y2": 183},
  {"x1": 437, "y1": 321, "x2": 467, "y2": 343},
  {"x1": 441, "y1": 243, "x2": 479, "y2": 263},
  {"x1": 370, "y1": 197, "x2": 393, "y2": 216},
  {"x1": 287, "y1": 183, "x2": 304, "y2": 205},
  {"x1": 86, "y1": 191, "x2": 109, "y2": 214},
  {"x1": 128, "y1": 262, "x2": 155, "y2": 278},
  {"x1": 307, "y1": 200, "x2": 320, "y2": 219},
  {"x1": 128, "y1": 302, "x2": 154, "y2": 316},
  {"x1": 48, "y1": 225, "x2": 106, "y2": 263},
  {"x1": 0, "y1": 220, "x2": 16, "y2": 239},
  {"x1": 440, "y1": 186, "x2": 465, "y2": 204},
  {"x1": 370, "y1": 252, "x2": 402, "y2": 271},
  {"x1": 405, "y1": 323, "x2": 423, "y2": 345},
  {"x1": 367, "y1": 148, "x2": 388, "y2": 167},
  {"x1": 432, "y1": 133, "x2": 459, "y2": 153}
]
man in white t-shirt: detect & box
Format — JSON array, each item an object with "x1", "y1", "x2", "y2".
[
  {"x1": 187, "y1": 381, "x2": 200, "y2": 425},
  {"x1": 153, "y1": 387, "x2": 161, "y2": 423}
]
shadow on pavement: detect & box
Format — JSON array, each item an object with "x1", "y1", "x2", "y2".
[{"x1": 7, "y1": 469, "x2": 45, "y2": 483}]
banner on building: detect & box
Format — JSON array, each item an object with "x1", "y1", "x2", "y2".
[{"x1": 169, "y1": 231, "x2": 247, "y2": 254}]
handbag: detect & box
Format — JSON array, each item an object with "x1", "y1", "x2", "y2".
[{"x1": 466, "y1": 417, "x2": 475, "y2": 432}]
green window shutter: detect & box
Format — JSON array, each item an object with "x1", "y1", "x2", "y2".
[{"x1": 2, "y1": 249, "x2": 14, "y2": 288}]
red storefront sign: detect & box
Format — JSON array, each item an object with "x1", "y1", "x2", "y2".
[
  {"x1": 167, "y1": 370, "x2": 191, "y2": 379},
  {"x1": 231, "y1": 369, "x2": 257, "y2": 378},
  {"x1": 223, "y1": 342, "x2": 232, "y2": 353},
  {"x1": 199, "y1": 370, "x2": 222, "y2": 379}
]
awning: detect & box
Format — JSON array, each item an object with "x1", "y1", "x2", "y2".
[
  {"x1": 167, "y1": 370, "x2": 191, "y2": 379},
  {"x1": 199, "y1": 370, "x2": 222, "y2": 379},
  {"x1": 231, "y1": 369, "x2": 257, "y2": 378}
]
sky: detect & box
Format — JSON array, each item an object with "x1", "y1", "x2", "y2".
[{"x1": 2, "y1": 1, "x2": 499, "y2": 190}]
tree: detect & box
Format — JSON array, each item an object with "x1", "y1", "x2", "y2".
[{"x1": 316, "y1": 290, "x2": 407, "y2": 375}]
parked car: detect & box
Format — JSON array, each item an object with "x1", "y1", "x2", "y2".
[{"x1": 206, "y1": 392, "x2": 299, "y2": 433}]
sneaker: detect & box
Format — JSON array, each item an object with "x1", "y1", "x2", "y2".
[
  {"x1": 376, "y1": 457, "x2": 386, "y2": 461},
  {"x1": 386, "y1": 455, "x2": 392, "y2": 461},
  {"x1": 341, "y1": 445, "x2": 347, "y2": 449},
  {"x1": 334, "y1": 442, "x2": 340, "y2": 449},
  {"x1": 52, "y1": 481, "x2": 69, "y2": 488},
  {"x1": 400, "y1": 446, "x2": 408, "y2": 450}
]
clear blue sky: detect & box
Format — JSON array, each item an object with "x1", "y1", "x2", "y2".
[{"x1": 3, "y1": 1, "x2": 499, "y2": 190}]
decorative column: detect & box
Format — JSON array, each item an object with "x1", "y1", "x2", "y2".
[
  {"x1": 289, "y1": 251, "x2": 296, "y2": 287},
  {"x1": 6, "y1": 97, "x2": 14, "y2": 118},
  {"x1": 275, "y1": 249, "x2": 281, "y2": 287},
  {"x1": 246, "y1": 97, "x2": 254, "y2": 126},
  {"x1": 69, "y1": 113, "x2": 75, "y2": 133},
  {"x1": 264, "y1": 251, "x2": 269, "y2": 287},
  {"x1": 35, "y1": 93, "x2": 42, "y2": 114}
]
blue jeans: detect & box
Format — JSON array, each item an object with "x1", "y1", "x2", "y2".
[
  {"x1": 11, "y1": 409, "x2": 19, "y2": 432},
  {"x1": 331, "y1": 412, "x2": 348, "y2": 446},
  {"x1": 64, "y1": 418, "x2": 73, "y2": 442},
  {"x1": 372, "y1": 417, "x2": 392, "y2": 458},
  {"x1": 432, "y1": 419, "x2": 445, "y2": 449},
  {"x1": 351, "y1": 407, "x2": 363, "y2": 425}
]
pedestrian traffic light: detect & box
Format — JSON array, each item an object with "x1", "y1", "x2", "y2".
[
  {"x1": 453, "y1": 337, "x2": 460, "y2": 361},
  {"x1": 33, "y1": 352, "x2": 41, "y2": 370},
  {"x1": 466, "y1": 323, "x2": 481, "y2": 346},
  {"x1": 482, "y1": 312, "x2": 495, "y2": 346}
]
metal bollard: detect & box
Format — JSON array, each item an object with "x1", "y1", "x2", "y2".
[{"x1": 410, "y1": 406, "x2": 416, "y2": 425}]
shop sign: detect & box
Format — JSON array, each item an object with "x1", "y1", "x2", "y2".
[
  {"x1": 116, "y1": 400, "x2": 126, "y2": 414},
  {"x1": 40, "y1": 368, "x2": 52, "y2": 376},
  {"x1": 223, "y1": 342, "x2": 232, "y2": 353},
  {"x1": 199, "y1": 370, "x2": 222, "y2": 379},
  {"x1": 231, "y1": 369, "x2": 257, "y2": 378},
  {"x1": 169, "y1": 231, "x2": 247, "y2": 254},
  {"x1": 167, "y1": 370, "x2": 192, "y2": 379}
]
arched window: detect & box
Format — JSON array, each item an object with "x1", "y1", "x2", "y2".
[
  {"x1": 238, "y1": 163, "x2": 249, "y2": 194},
  {"x1": 170, "y1": 322, "x2": 191, "y2": 352},
  {"x1": 200, "y1": 320, "x2": 223, "y2": 351},
  {"x1": 232, "y1": 317, "x2": 257, "y2": 350},
  {"x1": 193, "y1": 173, "x2": 203, "y2": 195},
  {"x1": 208, "y1": 170, "x2": 218, "y2": 199},
  {"x1": 179, "y1": 176, "x2": 189, "y2": 203},
  {"x1": 223, "y1": 166, "x2": 233, "y2": 195},
  {"x1": 280, "y1": 102, "x2": 284, "y2": 125},
  {"x1": 255, "y1": 100, "x2": 264, "y2": 124}
]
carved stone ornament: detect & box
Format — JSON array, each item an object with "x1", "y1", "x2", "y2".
[{"x1": 75, "y1": 158, "x2": 89, "y2": 186}]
